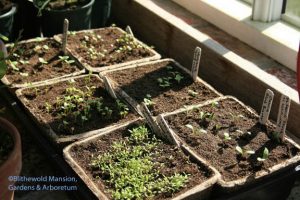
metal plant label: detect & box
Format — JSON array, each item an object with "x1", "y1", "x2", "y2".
[
  {"x1": 192, "y1": 47, "x2": 201, "y2": 82},
  {"x1": 103, "y1": 77, "x2": 117, "y2": 99},
  {"x1": 275, "y1": 95, "x2": 291, "y2": 140},
  {"x1": 62, "y1": 19, "x2": 69, "y2": 55},
  {"x1": 259, "y1": 89, "x2": 274, "y2": 125},
  {"x1": 140, "y1": 103, "x2": 161, "y2": 135},
  {"x1": 157, "y1": 115, "x2": 179, "y2": 146},
  {"x1": 126, "y1": 26, "x2": 134, "y2": 36}
]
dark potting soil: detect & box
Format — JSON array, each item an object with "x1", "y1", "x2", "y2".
[
  {"x1": 165, "y1": 98, "x2": 300, "y2": 182},
  {"x1": 0, "y1": 0, "x2": 12, "y2": 15},
  {"x1": 107, "y1": 60, "x2": 219, "y2": 115},
  {"x1": 70, "y1": 122, "x2": 213, "y2": 199},
  {"x1": 20, "y1": 76, "x2": 137, "y2": 136},
  {"x1": 66, "y1": 27, "x2": 154, "y2": 68},
  {"x1": 5, "y1": 38, "x2": 82, "y2": 85},
  {"x1": 0, "y1": 130, "x2": 13, "y2": 166}
]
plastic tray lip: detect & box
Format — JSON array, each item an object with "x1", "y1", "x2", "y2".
[
  {"x1": 63, "y1": 119, "x2": 220, "y2": 200},
  {"x1": 159, "y1": 95, "x2": 300, "y2": 191},
  {"x1": 99, "y1": 58, "x2": 223, "y2": 116},
  {"x1": 53, "y1": 27, "x2": 161, "y2": 73},
  {"x1": 15, "y1": 74, "x2": 140, "y2": 145},
  {"x1": 1, "y1": 37, "x2": 86, "y2": 88}
]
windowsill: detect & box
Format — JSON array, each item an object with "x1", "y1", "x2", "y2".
[{"x1": 172, "y1": 0, "x2": 300, "y2": 72}]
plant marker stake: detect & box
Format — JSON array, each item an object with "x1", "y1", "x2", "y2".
[
  {"x1": 191, "y1": 47, "x2": 201, "y2": 82},
  {"x1": 62, "y1": 19, "x2": 69, "y2": 55},
  {"x1": 275, "y1": 95, "x2": 291, "y2": 141},
  {"x1": 140, "y1": 103, "x2": 161, "y2": 135},
  {"x1": 126, "y1": 26, "x2": 134, "y2": 36},
  {"x1": 259, "y1": 89, "x2": 274, "y2": 125},
  {"x1": 103, "y1": 77, "x2": 117, "y2": 99},
  {"x1": 157, "y1": 115, "x2": 180, "y2": 146}
]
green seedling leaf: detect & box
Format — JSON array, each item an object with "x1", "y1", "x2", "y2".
[
  {"x1": 211, "y1": 101, "x2": 219, "y2": 107},
  {"x1": 174, "y1": 74, "x2": 184, "y2": 83},
  {"x1": 236, "y1": 146, "x2": 243, "y2": 155},
  {"x1": 188, "y1": 89, "x2": 198, "y2": 97},
  {"x1": 257, "y1": 147, "x2": 269, "y2": 162},
  {"x1": 223, "y1": 132, "x2": 231, "y2": 141},
  {"x1": 185, "y1": 124, "x2": 194, "y2": 130},
  {"x1": 38, "y1": 57, "x2": 48, "y2": 64}
]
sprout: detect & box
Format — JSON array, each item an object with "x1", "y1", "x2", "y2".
[{"x1": 257, "y1": 147, "x2": 269, "y2": 162}]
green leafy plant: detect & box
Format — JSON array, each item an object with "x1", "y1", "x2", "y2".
[
  {"x1": 58, "y1": 56, "x2": 75, "y2": 64},
  {"x1": 270, "y1": 131, "x2": 281, "y2": 143},
  {"x1": 188, "y1": 89, "x2": 198, "y2": 97},
  {"x1": 90, "y1": 125, "x2": 190, "y2": 199},
  {"x1": 257, "y1": 147, "x2": 269, "y2": 162},
  {"x1": 143, "y1": 94, "x2": 155, "y2": 106},
  {"x1": 223, "y1": 132, "x2": 231, "y2": 141},
  {"x1": 185, "y1": 124, "x2": 207, "y2": 135},
  {"x1": 199, "y1": 111, "x2": 214, "y2": 121},
  {"x1": 235, "y1": 145, "x2": 255, "y2": 158},
  {"x1": 116, "y1": 100, "x2": 129, "y2": 118}
]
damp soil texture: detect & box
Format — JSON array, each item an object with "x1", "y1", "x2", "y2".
[
  {"x1": 65, "y1": 27, "x2": 154, "y2": 68},
  {"x1": 165, "y1": 98, "x2": 300, "y2": 182},
  {"x1": 69, "y1": 121, "x2": 213, "y2": 200},
  {"x1": 107, "y1": 60, "x2": 219, "y2": 116},
  {"x1": 4, "y1": 38, "x2": 82, "y2": 86},
  {"x1": 0, "y1": 130, "x2": 13, "y2": 166},
  {"x1": 19, "y1": 75, "x2": 137, "y2": 136}
]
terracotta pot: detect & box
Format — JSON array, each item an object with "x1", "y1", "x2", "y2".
[{"x1": 0, "y1": 117, "x2": 22, "y2": 200}]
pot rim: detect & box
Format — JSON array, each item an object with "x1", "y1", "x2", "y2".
[
  {"x1": 0, "y1": 117, "x2": 21, "y2": 171},
  {"x1": 0, "y1": 5, "x2": 17, "y2": 20},
  {"x1": 42, "y1": 0, "x2": 95, "y2": 13}
]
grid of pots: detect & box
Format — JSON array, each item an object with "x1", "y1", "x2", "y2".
[{"x1": 2, "y1": 25, "x2": 300, "y2": 200}]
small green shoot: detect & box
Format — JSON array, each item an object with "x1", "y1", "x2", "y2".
[
  {"x1": 257, "y1": 147, "x2": 269, "y2": 162},
  {"x1": 236, "y1": 145, "x2": 255, "y2": 158},
  {"x1": 185, "y1": 124, "x2": 207, "y2": 135},
  {"x1": 38, "y1": 57, "x2": 48, "y2": 64},
  {"x1": 188, "y1": 89, "x2": 198, "y2": 97},
  {"x1": 223, "y1": 132, "x2": 231, "y2": 141},
  {"x1": 143, "y1": 94, "x2": 155, "y2": 106},
  {"x1": 58, "y1": 55, "x2": 75, "y2": 64}
]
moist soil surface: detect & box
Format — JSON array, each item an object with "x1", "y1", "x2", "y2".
[
  {"x1": 107, "y1": 60, "x2": 219, "y2": 115},
  {"x1": 5, "y1": 38, "x2": 82, "y2": 86},
  {"x1": 0, "y1": 0, "x2": 12, "y2": 15},
  {"x1": 65, "y1": 27, "x2": 154, "y2": 68},
  {"x1": 69, "y1": 122, "x2": 213, "y2": 199},
  {"x1": 165, "y1": 98, "x2": 300, "y2": 182},
  {"x1": 20, "y1": 76, "x2": 137, "y2": 136},
  {"x1": 0, "y1": 130, "x2": 13, "y2": 166}
]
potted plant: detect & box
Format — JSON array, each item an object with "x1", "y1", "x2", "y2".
[
  {"x1": 15, "y1": 74, "x2": 139, "y2": 147},
  {"x1": 0, "y1": 0, "x2": 17, "y2": 39},
  {"x1": 100, "y1": 59, "x2": 221, "y2": 116},
  {"x1": 33, "y1": 0, "x2": 95, "y2": 37},
  {"x1": 159, "y1": 96, "x2": 300, "y2": 199},
  {"x1": 1, "y1": 37, "x2": 85, "y2": 88},
  {"x1": 63, "y1": 120, "x2": 220, "y2": 199},
  {"x1": 53, "y1": 26, "x2": 161, "y2": 72},
  {"x1": 0, "y1": 37, "x2": 22, "y2": 200}
]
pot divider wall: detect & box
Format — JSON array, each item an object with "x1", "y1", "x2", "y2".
[
  {"x1": 15, "y1": 74, "x2": 140, "y2": 148},
  {"x1": 159, "y1": 96, "x2": 300, "y2": 194},
  {"x1": 1, "y1": 37, "x2": 86, "y2": 89},
  {"x1": 63, "y1": 119, "x2": 220, "y2": 200},
  {"x1": 53, "y1": 26, "x2": 161, "y2": 72}
]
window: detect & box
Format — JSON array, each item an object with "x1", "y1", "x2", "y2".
[
  {"x1": 242, "y1": 0, "x2": 253, "y2": 5},
  {"x1": 283, "y1": 0, "x2": 300, "y2": 27}
]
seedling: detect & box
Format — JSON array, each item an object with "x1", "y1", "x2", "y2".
[
  {"x1": 8, "y1": 60, "x2": 19, "y2": 71},
  {"x1": 38, "y1": 57, "x2": 48, "y2": 64},
  {"x1": 58, "y1": 56, "x2": 75, "y2": 64},
  {"x1": 236, "y1": 145, "x2": 255, "y2": 158},
  {"x1": 157, "y1": 77, "x2": 171, "y2": 88},
  {"x1": 223, "y1": 132, "x2": 231, "y2": 141},
  {"x1": 188, "y1": 89, "x2": 198, "y2": 97},
  {"x1": 199, "y1": 111, "x2": 214, "y2": 121},
  {"x1": 211, "y1": 101, "x2": 219, "y2": 108},
  {"x1": 257, "y1": 147, "x2": 269, "y2": 162},
  {"x1": 185, "y1": 124, "x2": 207, "y2": 135},
  {"x1": 143, "y1": 94, "x2": 155, "y2": 106},
  {"x1": 90, "y1": 125, "x2": 190, "y2": 199},
  {"x1": 270, "y1": 131, "x2": 281, "y2": 143},
  {"x1": 174, "y1": 73, "x2": 184, "y2": 83},
  {"x1": 116, "y1": 100, "x2": 129, "y2": 118}
]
